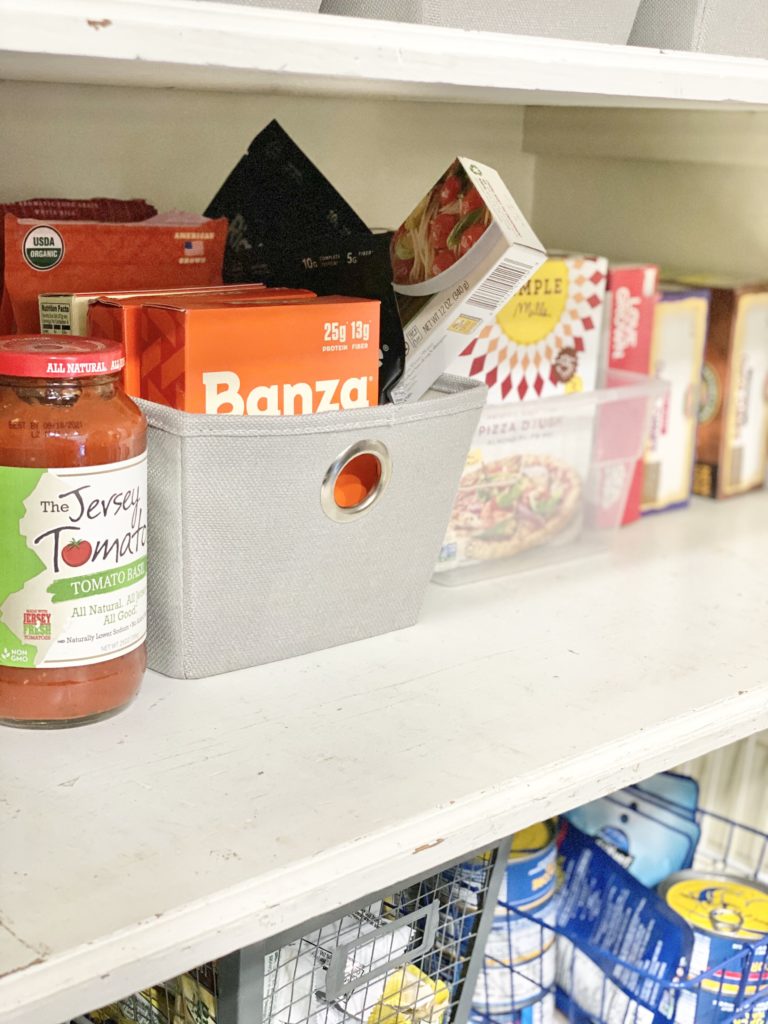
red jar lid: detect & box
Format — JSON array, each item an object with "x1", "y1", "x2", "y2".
[{"x1": 0, "y1": 335, "x2": 125, "y2": 379}]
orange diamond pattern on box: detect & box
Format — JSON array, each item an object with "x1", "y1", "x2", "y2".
[
  {"x1": 142, "y1": 307, "x2": 186, "y2": 408},
  {"x1": 86, "y1": 285, "x2": 274, "y2": 398}
]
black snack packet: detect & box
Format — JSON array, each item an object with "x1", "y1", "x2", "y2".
[
  {"x1": 204, "y1": 120, "x2": 405, "y2": 401},
  {"x1": 205, "y1": 120, "x2": 369, "y2": 281},
  {"x1": 262, "y1": 232, "x2": 404, "y2": 402}
]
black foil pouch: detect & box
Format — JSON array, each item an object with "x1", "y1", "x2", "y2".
[{"x1": 205, "y1": 120, "x2": 405, "y2": 401}]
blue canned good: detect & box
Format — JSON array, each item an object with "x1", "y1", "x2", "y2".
[
  {"x1": 444, "y1": 821, "x2": 557, "y2": 919},
  {"x1": 486, "y1": 895, "x2": 557, "y2": 966},
  {"x1": 441, "y1": 853, "x2": 492, "y2": 912},
  {"x1": 501, "y1": 821, "x2": 557, "y2": 910},
  {"x1": 433, "y1": 896, "x2": 477, "y2": 958},
  {"x1": 475, "y1": 897, "x2": 557, "y2": 1011},
  {"x1": 469, "y1": 991, "x2": 554, "y2": 1024},
  {"x1": 659, "y1": 872, "x2": 768, "y2": 1024},
  {"x1": 473, "y1": 962, "x2": 557, "y2": 1019},
  {"x1": 435, "y1": 882, "x2": 554, "y2": 971},
  {"x1": 433, "y1": 853, "x2": 494, "y2": 967}
]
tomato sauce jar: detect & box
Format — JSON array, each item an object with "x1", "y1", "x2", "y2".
[{"x1": 0, "y1": 336, "x2": 147, "y2": 727}]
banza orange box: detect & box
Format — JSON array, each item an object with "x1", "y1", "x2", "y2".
[
  {"x1": 88, "y1": 286, "x2": 309, "y2": 397},
  {"x1": 139, "y1": 295, "x2": 380, "y2": 414}
]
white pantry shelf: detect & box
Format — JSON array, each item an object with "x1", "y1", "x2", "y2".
[
  {"x1": 3, "y1": 0, "x2": 768, "y2": 108},
  {"x1": 2, "y1": 495, "x2": 768, "y2": 1024}
]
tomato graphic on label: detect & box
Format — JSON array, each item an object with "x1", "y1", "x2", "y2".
[
  {"x1": 431, "y1": 250, "x2": 458, "y2": 276},
  {"x1": 459, "y1": 221, "x2": 487, "y2": 255},
  {"x1": 61, "y1": 539, "x2": 92, "y2": 568},
  {"x1": 459, "y1": 186, "x2": 484, "y2": 217},
  {"x1": 428, "y1": 213, "x2": 459, "y2": 250},
  {"x1": 438, "y1": 173, "x2": 462, "y2": 208}
]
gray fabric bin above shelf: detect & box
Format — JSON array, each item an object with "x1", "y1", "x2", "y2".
[
  {"x1": 320, "y1": 0, "x2": 642, "y2": 44},
  {"x1": 187, "y1": 0, "x2": 321, "y2": 8},
  {"x1": 629, "y1": 0, "x2": 768, "y2": 58},
  {"x1": 141, "y1": 376, "x2": 486, "y2": 679}
]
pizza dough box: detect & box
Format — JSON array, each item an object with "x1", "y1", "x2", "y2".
[
  {"x1": 435, "y1": 402, "x2": 596, "y2": 580},
  {"x1": 436, "y1": 254, "x2": 609, "y2": 581}
]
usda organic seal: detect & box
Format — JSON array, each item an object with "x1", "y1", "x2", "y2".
[{"x1": 22, "y1": 225, "x2": 64, "y2": 271}]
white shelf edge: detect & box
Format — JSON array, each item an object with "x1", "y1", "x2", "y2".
[
  {"x1": 2, "y1": 683, "x2": 766, "y2": 1024},
  {"x1": 3, "y1": 497, "x2": 768, "y2": 1023},
  {"x1": 3, "y1": 0, "x2": 768, "y2": 107}
]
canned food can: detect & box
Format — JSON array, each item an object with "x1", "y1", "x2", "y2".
[
  {"x1": 441, "y1": 852, "x2": 493, "y2": 912},
  {"x1": 659, "y1": 872, "x2": 768, "y2": 1023},
  {"x1": 501, "y1": 821, "x2": 557, "y2": 910},
  {"x1": 473, "y1": 944, "x2": 556, "y2": 1014},
  {"x1": 435, "y1": 890, "x2": 554, "y2": 971},
  {"x1": 470, "y1": 991, "x2": 555, "y2": 1024},
  {"x1": 433, "y1": 898, "x2": 480, "y2": 960},
  {"x1": 473, "y1": 898, "x2": 557, "y2": 1010},
  {"x1": 486, "y1": 894, "x2": 557, "y2": 965},
  {"x1": 431, "y1": 852, "x2": 494, "y2": 969}
]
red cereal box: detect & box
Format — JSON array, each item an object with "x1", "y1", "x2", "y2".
[{"x1": 603, "y1": 264, "x2": 659, "y2": 524}]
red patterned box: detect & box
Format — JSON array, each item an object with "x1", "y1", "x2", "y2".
[{"x1": 603, "y1": 264, "x2": 659, "y2": 524}]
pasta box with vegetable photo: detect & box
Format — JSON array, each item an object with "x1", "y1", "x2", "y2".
[{"x1": 390, "y1": 158, "x2": 546, "y2": 404}]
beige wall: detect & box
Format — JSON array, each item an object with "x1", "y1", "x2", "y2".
[
  {"x1": 0, "y1": 80, "x2": 535, "y2": 227},
  {"x1": 530, "y1": 153, "x2": 768, "y2": 277}
]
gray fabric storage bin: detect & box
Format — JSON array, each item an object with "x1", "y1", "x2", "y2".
[
  {"x1": 140, "y1": 376, "x2": 485, "y2": 679},
  {"x1": 629, "y1": 0, "x2": 768, "y2": 58},
  {"x1": 189, "y1": 0, "x2": 320, "y2": 9},
  {"x1": 320, "y1": 0, "x2": 641, "y2": 44}
]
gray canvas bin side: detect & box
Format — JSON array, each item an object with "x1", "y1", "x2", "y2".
[
  {"x1": 321, "y1": 0, "x2": 642, "y2": 44},
  {"x1": 629, "y1": 0, "x2": 768, "y2": 58},
  {"x1": 145, "y1": 426, "x2": 185, "y2": 680},
  {"x1": 188, "y1": 0, "x2": 320, "y2": 9},
  {"x1": 139, "y1": 376, "x2": 486, "y2": 679}
]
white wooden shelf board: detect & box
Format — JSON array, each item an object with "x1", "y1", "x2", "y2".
[
  {"x1": 3, "y1": 0, "x2": 768, "y2": 108},
  {"x1": 2, "y1": 495, "x2": 768, "y2": 1024}
]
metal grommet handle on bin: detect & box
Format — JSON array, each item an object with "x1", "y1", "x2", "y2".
[
  {"x1": 321, "y1": 439, "x2": 392, "y2": 522},
  {"x1": 321, "y1": 900, "x2": 440, "y2": 1003}
]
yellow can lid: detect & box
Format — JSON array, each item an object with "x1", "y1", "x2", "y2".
[
  {"x1": 510, "y1": 820, "x2": 555, "y2": 858},
  {"x1": 663, "y1": 874, "x2": 768, "y2": 939}
]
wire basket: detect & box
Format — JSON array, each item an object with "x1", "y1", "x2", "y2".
[
  {"x1": 263, "y1": 895, "x2": 450, "y2": 1024},
  {"x1": 73, "y1": 844, "x2": 509, "y2": 1024},
  {"x1": 471, "y1": 811, "x2": 768, "y2": 1024},
  {"x1": 71, "y1": 964, "x2": 219, "y2": 1023}
]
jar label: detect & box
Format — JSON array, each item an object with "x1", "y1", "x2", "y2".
[{"x1": 0, "y1": 452, "x2": 147, "y2": 669}]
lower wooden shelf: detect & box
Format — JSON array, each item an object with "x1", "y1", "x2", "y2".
[{"x1": 2, "y1": 494, "x2": 768, "y2": 1024}]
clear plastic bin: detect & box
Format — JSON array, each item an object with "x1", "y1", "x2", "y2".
[{"x1": 433, "y1": 370, "x2": 668, "y2": 586}]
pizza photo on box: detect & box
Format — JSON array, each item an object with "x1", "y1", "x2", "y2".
[{"x1": 442, "y1": 452, "x2": 582, "y2": 564}]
